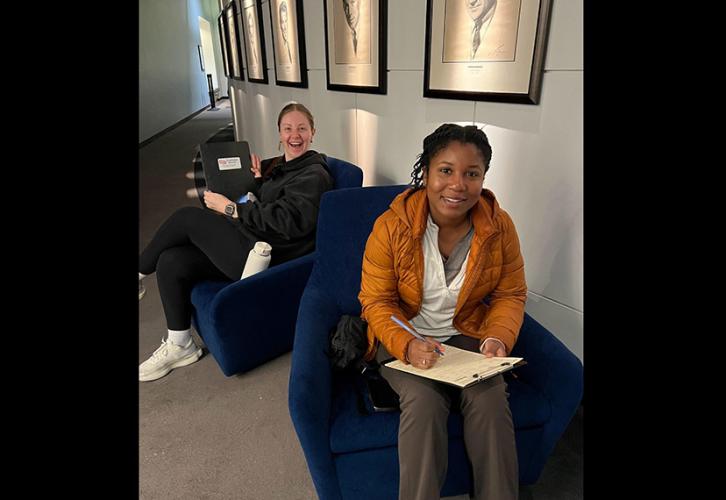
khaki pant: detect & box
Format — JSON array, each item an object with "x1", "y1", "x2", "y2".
[{"x1": 376, "y1": 335, "x2": 518, "y2": 500}]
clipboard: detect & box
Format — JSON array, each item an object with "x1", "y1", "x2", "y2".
[{"x1": 383, "y1": 345, "x2": 526, "y2": 389}]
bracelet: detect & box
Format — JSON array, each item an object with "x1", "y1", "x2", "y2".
[{"x1": 480, "y1": 337, "x2": 505, "y2": 354}]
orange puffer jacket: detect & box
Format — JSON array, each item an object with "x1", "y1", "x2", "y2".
[{"x1": 358, "y1": 188, "x2": 527, "y2": 362}]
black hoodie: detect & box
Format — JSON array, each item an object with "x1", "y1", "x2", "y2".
[{"x1": 228, "y1": 150, "x2": 333, "y2": 264}]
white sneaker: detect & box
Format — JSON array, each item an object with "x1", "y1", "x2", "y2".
[
  {"x1": 139, "y1": 281, "x2": 146, "y2": 300},
  {"x1": 139, "y1": 338, "x2": 202, "y2": 382}
]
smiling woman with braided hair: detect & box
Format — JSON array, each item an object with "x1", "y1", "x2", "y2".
[
  {"x1": 359, "y1": 123, "x2": 526, "y2": 499},
  {"x1": 138, "y1": 102, "x2": 332, "y2": 382}
]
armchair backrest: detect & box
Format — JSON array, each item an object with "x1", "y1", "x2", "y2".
[
  {"x1": 312, "y1": 185, "x2": 408, "y2": 314},
  {"x1": 324, "y1": 156, "x2": 363, "y2": 189}
]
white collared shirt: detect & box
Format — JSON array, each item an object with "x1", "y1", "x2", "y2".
[{"x1": 409, "y1": 216, "x2": 471, "y2": 342}]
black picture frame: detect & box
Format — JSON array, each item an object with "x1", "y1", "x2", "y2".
[
  {"x1": 197, "y1": 45, "x2": 205, "y2": 72},
  {"x1": 323, "y1": 0, "x2": 387, "y2": 94},
  {"x1": 225, "y1": 1, "x2": 246, "y2": 81},
  {"x1": 239, "y1": 0, "x2": 269, "y2": 84},
  {"x1": 423, "y1": 0, "x2": 553, "y2": 104},
  {"x1": 217, "y1": 13, "x2": 231, "y2": 77},
  {"x1": 268, "y1": 0, "x2": 308, "y2": 88}
]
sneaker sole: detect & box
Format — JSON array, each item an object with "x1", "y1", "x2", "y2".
[{"x1": 139, "y1": 348, "x2": 203, "y2": 382}]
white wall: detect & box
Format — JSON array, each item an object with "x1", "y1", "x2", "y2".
[
  {"x1": 228, "y1": 0, "x2": 583, "y2": 361},
  {"x1": 139, "y1": 0, "x2": 228, "y2": 142}
]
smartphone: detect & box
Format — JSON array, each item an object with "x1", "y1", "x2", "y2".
[{"x1": 365, "y1": 374, "x2": 400, "y2": 412}]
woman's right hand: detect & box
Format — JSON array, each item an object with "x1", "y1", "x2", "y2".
[
  {"x1": 250, "y1": 153, "x2": 262, "y2": 178},
  {"x1": 406, "y1": 338, "x2": 443, "y2": 369}
]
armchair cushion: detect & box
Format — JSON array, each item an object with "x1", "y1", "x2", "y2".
[{"x1": 328, "y1": 373, "x2": 550, "y2": 454}]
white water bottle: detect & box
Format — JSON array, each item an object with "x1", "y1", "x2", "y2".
[{"x1": 240, "y1": 241, "x2": 272, "y2": 279}]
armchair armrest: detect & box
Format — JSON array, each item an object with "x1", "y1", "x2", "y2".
[
  {"x1": 209, "y1": 253, "x2": 316, "y2": 338},
  {"x1": 194, "y1": 253, "x2": 316, "y2": 376},
  {"x1": 288, "y1": 284, "x2": 344, "y2": 500},
  {"x1": 511, "y1": 314, "x2": 583, "y2": 474},
  {"x1": 512, "y1": 314, "x2": 583, "y2": 411}
]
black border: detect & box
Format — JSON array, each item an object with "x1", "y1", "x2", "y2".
[
  {"x1": 423, "y1": 0, "x2": 553, "y2": 104},
  {"x1": 240, "y1": 0, "x2": 269, "y2": 84},
  {"x1": 197, "y1": 44, "x2": 205, "y2": 72},
  {"x1": 226, "y1": 1, "x2": 246, "y2": 81},
  {"x1": 218, "y1": 13, "x2": 231, "y2": 77},
  {"x1": 323, "y1": 0, "x2": 387, "y2": 95},
  {"x1": 268, "y1": 0, "x2": 309, "y2": 88}
]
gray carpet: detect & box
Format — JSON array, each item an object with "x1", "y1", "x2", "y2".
[{"x1": 138, "y1": 101, "x2": 583, "y2": 499}]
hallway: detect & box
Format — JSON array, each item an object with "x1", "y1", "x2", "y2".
[{"x1": 138, "y1": 101, "x2": 583, "y2": 499}]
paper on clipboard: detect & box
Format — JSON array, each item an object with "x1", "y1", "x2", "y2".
[{"x1": 384, "y1": 344, "x2": 524, "y2": 389}]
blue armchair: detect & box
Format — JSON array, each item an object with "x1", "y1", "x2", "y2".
[
  {"x1": 289, "y1": 186, "x2": 584, "y2": 499},
  {"x1": 190, "y1": 157, "x2": 363, "y2": 376}
]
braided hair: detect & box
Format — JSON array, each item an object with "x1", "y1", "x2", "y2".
[{"x1": 410, "y1": 124, "x2": 492, "y2": 189}]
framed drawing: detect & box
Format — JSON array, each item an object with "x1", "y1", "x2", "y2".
[
  {"x1": 217, "y1": 13, "x2": 230, "y2": 77},
  {"x1": 268, "y1": 0, "x2": 308, "y2": 88},
  {"x1": 423, "y1": 0, "x2": 553, "y2": 104},
  {"x1": 323, "y1": 0, "x2": 387, "y2": 94},
  {"x1": 224, "y1": 1, "x2": 245, "y2": 81},
  {"x1": 240, "y1": 0, "x2": 269, "y2": 84}
]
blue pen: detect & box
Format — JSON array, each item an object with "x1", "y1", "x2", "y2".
[{"x1": 390, "y1": 315, "x2": 445, "y2": 356}]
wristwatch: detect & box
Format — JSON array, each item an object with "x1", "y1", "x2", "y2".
[{"x1": 224, "y1": 203, "x2": 236, "y2": 216}]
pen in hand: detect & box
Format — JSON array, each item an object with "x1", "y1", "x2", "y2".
[{"x1": 390, "y1": 315, "x2": 445, "y2": 356}]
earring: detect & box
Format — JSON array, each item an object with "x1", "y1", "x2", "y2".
[{"x1": 278, "y1": 141, "x2": 282, "y2": 151}]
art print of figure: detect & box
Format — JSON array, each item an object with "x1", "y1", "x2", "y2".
[
  {"x1": 333, "y1": 0, "x2": 370, "y2": 64},
  {"x1": 465, "y1": 0, "x2": 497, "y2": 60},
  {"x1": 278, "y1": 1, "x2": 293, "y2": 63},
  {"x1": 245, "y1": 6, "x2": 260, "y2": 71},
  {"x1": 443, "y1": 0, "x2": 520, "y2": 63}
]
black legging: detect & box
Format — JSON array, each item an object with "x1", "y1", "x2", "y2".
[{"x1": 139, "y1": 206, "x2": 254, "y2": 330}]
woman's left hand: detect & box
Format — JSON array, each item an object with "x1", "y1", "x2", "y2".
[
  {"x1": 481, "y1": 338, "x2": 507, "y2": 358},
  {"x1": 250, "y1": 153, "x2": 262, "y2": 178},
  {"x1": 203, "y1": 190, "x2": 232, "y2": 215}
]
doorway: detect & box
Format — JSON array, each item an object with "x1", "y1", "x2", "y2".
[{"x1": 199, "y1": 17, "x2": 218, "y2": 93}]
